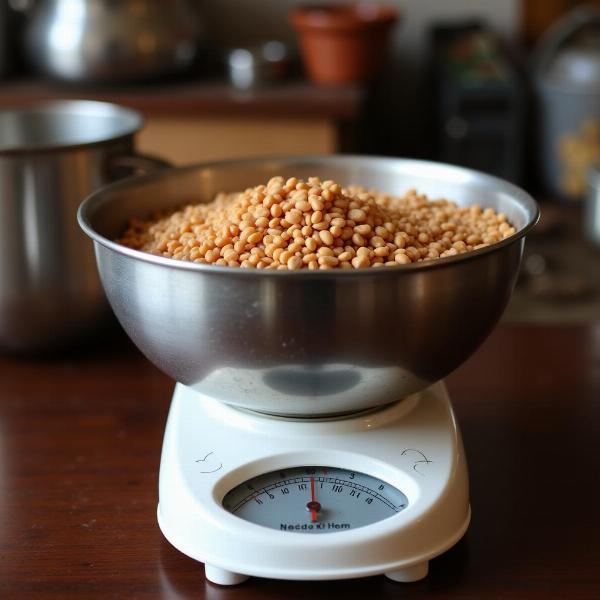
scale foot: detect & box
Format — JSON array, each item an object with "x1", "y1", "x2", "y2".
[
  {"x1": 385, "y1": 562, "x2": 429, "y2": 582},
  {"x1": 204, "y1": 564, "x2": 249, "y2": 586}
]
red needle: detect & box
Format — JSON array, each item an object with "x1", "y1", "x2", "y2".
[{"x1": 306, "y1": 476, "x2": 321, "y2": 522}]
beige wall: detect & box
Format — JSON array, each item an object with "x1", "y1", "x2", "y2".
[{"x1": 138, "y1": 116, "x2": 336, "y2": 165}]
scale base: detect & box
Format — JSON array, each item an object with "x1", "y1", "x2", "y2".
[
  {"x1": 158, "y1": 381, "x2": 470, "y2": 585},
  {"x1": 203, "y1": 562, "x2": 429, "y2": 586},
  {"x1": 204, "y1": 565, "x2": 250, "y2": 586},
  {"x1": 385, "y1": 562, "x2": 429, "y2": 583}
]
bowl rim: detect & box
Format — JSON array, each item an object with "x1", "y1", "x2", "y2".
[{"x1": 77, "y1": 154, "x2": 540, "y2": 278}]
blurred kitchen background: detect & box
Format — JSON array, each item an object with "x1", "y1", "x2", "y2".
[{"x1": 1, "y1": 0, "x2": 600, "y2": 329}]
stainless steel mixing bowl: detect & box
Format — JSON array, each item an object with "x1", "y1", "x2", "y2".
[{"x1": 78, "y1": 156, "x2": 538, "y2": 416}]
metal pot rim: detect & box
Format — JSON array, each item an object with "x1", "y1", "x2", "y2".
[
  {"x1": 78, "y1": 154, "x2": 540, "y2": 278},
  {"x1": 0, "y1": 99, "x2": 144, "y2": 155}
]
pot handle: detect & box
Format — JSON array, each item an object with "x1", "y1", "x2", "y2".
[
  {"x1": 533, "y1": 4, "x2": 600, "y2": 75},
  {"x1": 107, "y1": 153, "x2": 171, "y2": 180}
]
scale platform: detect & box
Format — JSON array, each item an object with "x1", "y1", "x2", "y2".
[{"x1": 157, "y1": 381, "x2": 470, "y2": 585}]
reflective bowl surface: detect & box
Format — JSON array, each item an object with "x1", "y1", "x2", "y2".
[{"x1": 78, "y1": 156, "x2": 538, "y2": 416}]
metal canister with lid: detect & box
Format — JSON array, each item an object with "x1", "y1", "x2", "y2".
[
  {"x1": 535, "y1": 5, "x2": 600, "y2": 202},
  {"x1": 585, "y1": 165, "x2": 600, "y2": 246}
]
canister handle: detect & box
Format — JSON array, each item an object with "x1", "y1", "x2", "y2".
[{"x1": 533, "y1": 4, "x2": 600, "y2": 75}]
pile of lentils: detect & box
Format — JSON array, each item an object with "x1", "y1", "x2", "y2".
[{"x1": 118, "y1": 176, "x2": 516, "y2": 270}]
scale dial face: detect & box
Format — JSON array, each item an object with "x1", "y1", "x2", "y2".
[{"x1": 222, "y1": 466, "x2": 408, "y2": 533}]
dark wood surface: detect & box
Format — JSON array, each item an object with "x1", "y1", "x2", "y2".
[
  {"x1": 0, "y1": 79, "x2": 364, "y2": 119},
  {"x1": 0, "y1": 325, "x2": 598, "y2": 599}
]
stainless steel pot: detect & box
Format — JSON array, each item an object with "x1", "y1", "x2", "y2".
[
  {"x1": 585, "y1": 165, "x2": 600, "y2": 246},
  {"x1": 78, "y1": 156, "x2": 539, "y2": 416},
  {"x1": 0, "y1": 100, "x2": 167, "y2": 352},
  {"x1": 11, "y1": 0, "x2": 204, "y2": 83}
]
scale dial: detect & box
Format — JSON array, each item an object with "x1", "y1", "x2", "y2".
[{"x1": 222, "y1": 466, "x2": 408, "y2": 533}]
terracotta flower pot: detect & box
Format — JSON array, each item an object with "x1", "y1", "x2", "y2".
[{"x1": 290, "y1": 3, "x2": 398, "y2": 85}]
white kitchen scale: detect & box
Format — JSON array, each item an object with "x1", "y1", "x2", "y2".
[{"x1": 157, "y1": 380, "x2": 470, "y2": 586}]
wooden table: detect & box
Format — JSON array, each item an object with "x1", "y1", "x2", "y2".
[
  {"x1": 0, "y1": 79, "x2": 364, "y2": 119},
  {"x1": 1, "y1": 325, "x2": 598, "y2": 599}
]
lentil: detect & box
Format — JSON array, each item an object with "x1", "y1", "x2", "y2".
[{"x1": 118, "y1": 177, "x2": 515, "y2": 269}]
